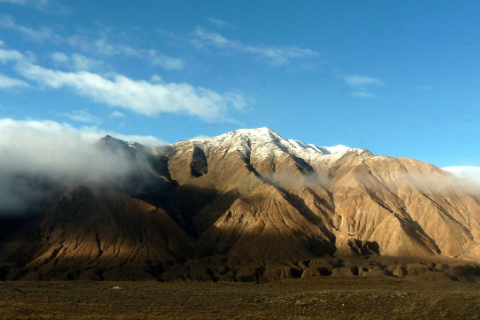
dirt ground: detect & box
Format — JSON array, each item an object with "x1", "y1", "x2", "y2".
[{"x1": 0, "y1": 278, "x2": 479, "y2": 320}]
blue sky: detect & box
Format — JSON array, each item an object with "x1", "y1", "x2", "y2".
[{"x1": 0, "y1": 0, "x2": 479, "y2": 168}]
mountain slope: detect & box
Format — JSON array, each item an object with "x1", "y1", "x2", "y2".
[
  {"x1": 164, "y1": 128, "x2": 480, "y2": 260},
  {"x1": 2, "y1": 127, "x2": 480, "y2": 281},
  {"x1": 2, "y1": 185, "x2": 199, "y2": 280}
]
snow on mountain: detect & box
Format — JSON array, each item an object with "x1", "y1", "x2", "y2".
[
  {"x1": 287, "y1": 139, "x2": 359, "y2": 155},
  {"x1": 106, "y1": 127, "x2": 367, "y2": 167},
  {"x1": 187, "y1": 127, "x2": 365, "y2": 161}
]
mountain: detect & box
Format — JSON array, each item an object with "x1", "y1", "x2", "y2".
[{"x1": 2, "y1": 127, "x2": 480, "y2": 282}]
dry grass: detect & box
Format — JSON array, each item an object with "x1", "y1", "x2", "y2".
[{"x1": 1, "y1": 278, "x2": 480, "y2": 319}]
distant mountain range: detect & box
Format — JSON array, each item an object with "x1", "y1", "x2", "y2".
[{"x1": 2, "y1": 127, "x2": 480, "y2": 281}]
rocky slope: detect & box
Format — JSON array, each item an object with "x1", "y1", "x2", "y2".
[{"x1": 2, "y1": 128, "x2": 480, "y2": 281}]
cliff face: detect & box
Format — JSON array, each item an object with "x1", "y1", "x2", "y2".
[{"x1": 2, "y1": 128, "x2": 480, "y2": 281}]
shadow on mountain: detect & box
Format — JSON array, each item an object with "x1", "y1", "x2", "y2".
[{"x1": 0, "y1": 182, "x2": 346, "y2": 281}]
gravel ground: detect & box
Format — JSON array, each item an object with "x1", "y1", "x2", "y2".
[{"x1": 0, "y1": 277, "x2": 479, "y2": 319}]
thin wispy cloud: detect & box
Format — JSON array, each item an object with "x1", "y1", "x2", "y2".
[
  {"x1": 208, "y1": 18, "x2": 233, "y2": 29},
  {"x1": 60, "y1": 109, "x2": 100, "y2": 124},
  {"x1": 418, "y1": 85, "x2": 434, "y2": 91},
  {"x1": 344, "y1": 75, "x2": 382, "y2": 99},
  {"x1": 109, "y1": 111, "x2": 124, "y2": 118},
  {"x1": 344, "y1": 75, "x2": 382, "y2": 87},
  {"x1": 1, "y1": 19, "x2": 184, "y2": 70},
  {"x1": 50, "y1": 52, "x2": 105, "y2": 71},
  {"x1": 0, "y1": 48, "x2": 25, "y2": 63},
  {"x1": 0, "y1": 0, "x2": 49, "y2": 6},
  {"x1": 68, "y1": 35, "x2": 138, "y2": 57},
  {"x1": 0, "y1": 73, "x2": 29, "y2": 89},
  {"x1": 147, "y1": 49, "x2": 185, "y2": 71},
  {"x1": 192, "y1": 27, "x2": 320, "y2": 66},
  {"x1": 192, "y1": 27, "x2": 236, "y2": 49},
  {"x1": 68, "y1": 54, "x2": 103, "y2": 71},
  {"x1": 68, "y1": 34, "x2": 185, "y2": 71},
  {"x1": 0, "y1": 15, "x2": 62, "y2": 43},
  {"x1": 50, "y1": 52, "x2": 69, "y2": 64},
  {"x1": 0, "y1": 0, "x2": 69, "y2": 14},
  {"x1": 2, "y1": 19, "x2": 183, "y2": 70},
  {"x1": 352, "y1": 91, "x2": 376, "y2": 99}
]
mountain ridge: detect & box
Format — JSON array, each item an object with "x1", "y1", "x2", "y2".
[{"x1": 1, "y1": 127, "x2": 480, "y2": 282}]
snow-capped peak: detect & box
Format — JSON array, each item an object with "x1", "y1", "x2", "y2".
[
  {"x1": 185, "y1": 127, "x2": 364, "y2": 160},
  {"x1": 188, "y1": 127, "x2": 284, "y2": 147},
  {"x1": 184, "y1": 127, "x2": 286, "y2": 160},
  {"x1": 288, "y1": 140, "x2": 357, "y2": 155},
  {"x1": 219, "y1": 127, "x2": 281, "y2": 141},
  {"x1": 289, "y1": 139, "x2": 360, "y2": 155},
  {"x1": 105, "y1": 128, "x2": 365, "y2": 161}
]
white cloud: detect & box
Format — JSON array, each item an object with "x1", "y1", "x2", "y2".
[
  {"x1": 0, "y1": 0, "x2": 69, "y2": 14},
  {"x1": 344, "y1": 75, "x2": 381, "y2": 99},
  {"x1": 147, "y1": 50, "x2": 185, "y2": 71},
  {"x1": 66, "y1": 35, "x2": 92, "y2": 52},
  {"x1": 0, "y1": 0, "x2": 52, "y2": 6},
  {"x1": 192, "y1": 27, "x2": 320, "y2": 66},
  {"x1": 352, "y1": 91, "x2": 375, "y2": 99},
  {"x1": 70, "y1": 54, "x2": 102, "y2": 71},
  {"x1": 0, "y1": 45, "x2": 243, "y2": 123},
  {"x1": 0, "y1": 117, "x2": 165, "y2": 147},
  {"x1": 0, "y1": 73, "x2": 29, "y2": 89},
  {"x1": 0, "y1": 39, "x2": 5, "y2": 46},
  {"x1": 15, "y1": 62, "x2": 246, "y2": 122},
  {"x1": 193, "y1": 27, "x2": 237, "y2": 49},
  {"x1": 0, "y1": 48, "x2": 26, "y2": 63},
  {"x1": 109, "y1": 111, "x2": 124, "y2": 118},
  {"x1": 70, "y1": 53, "x2": 104, "y2": 71},
  {"x1": 150, "y1": 75, "x2": 162, "y2": 83},
  {"x1": 50, "y1": 52, "x2": 104, "y2": 71},
  {"x1": 91, "y1": 37, "x2": 138, "y2": 57},
  {"x1": 1, "y1": 43, "x2": 243, "y2": 123},
  {"x1": 0, "y1": 118, "x2": 165, "y2": 213},
  {"x1": 246, "y1": 45, "x2": 319, "y2": 66},
  {"x1": 0, "y1": 14, "x2": 62, "y2": 42},
  {"x1": 418, "y1": 85, "x2": 434, "y2": 91},
  {"x1": 0, "y1": 0, "x2": 48, "y2": 4},
  {"x1": 50, "y1": 52, "x2": 68, "y2": 64},
  {"x1": 77, "y1": 126, "x2": 166, "y2": 146},
  {"x1": 344, "y1": 75, "x2": 382, "y2": 87},
  {"x1": 60, "y1": 109, "x2": 100, "y2": 124},
  {"x1": 443, "y1": 166, "x2": 480, "y2": 185},
  {"x1": 68, "y1": 34, "x2": 185, "y2": 71},
  {"x1": 208, "y1": 18, "x2": 231, "y2": 28}
]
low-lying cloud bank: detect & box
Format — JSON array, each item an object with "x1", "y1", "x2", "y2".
[
  {"x1": 0, "y1": 118, "x2": 161, "y2": 213},
  {"x1": 443, "y1": 166, "x2": 480, "y2": 185}
]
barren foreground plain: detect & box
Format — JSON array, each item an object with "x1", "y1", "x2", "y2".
[{"x1": 1, "y1": 278, "x2": 479, "y2": 320}]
